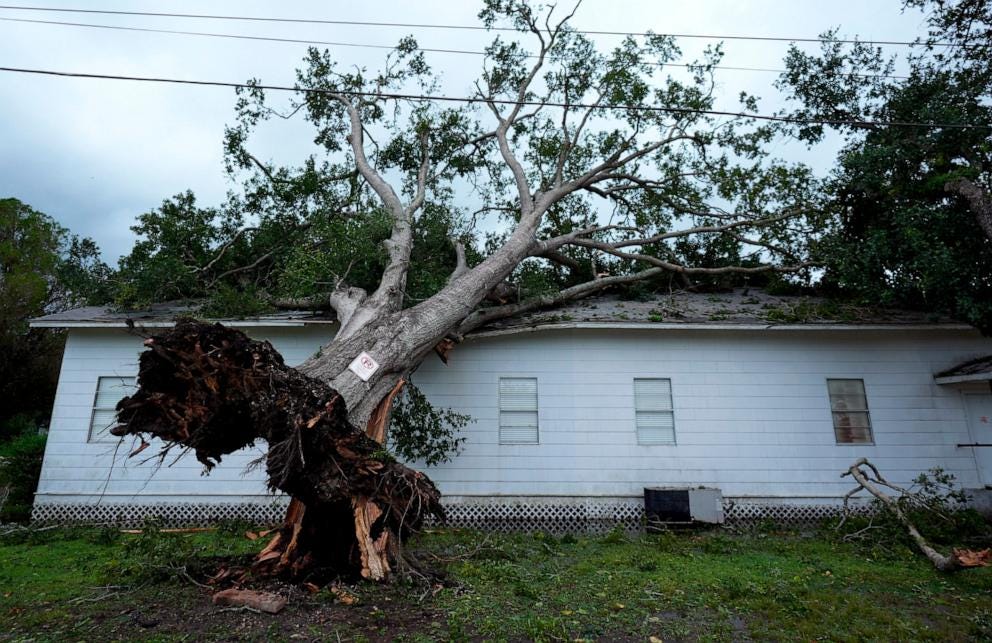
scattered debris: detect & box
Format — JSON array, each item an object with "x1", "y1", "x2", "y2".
[
  {"x1": 119, "y1": 527, "x2": 216, "y2": 535},
  {"x1": 329, "y1": 586, "x2": 359, "y2": 605},
  {"x1": 212, "y1": 589, "x2": 287, "y2": 614}
]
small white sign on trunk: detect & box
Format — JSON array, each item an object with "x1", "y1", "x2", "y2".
[{"x1": 348, "y1": 351, "x2": 380, "y2": 382}]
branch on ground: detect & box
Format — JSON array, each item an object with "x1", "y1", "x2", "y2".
[{"x1": 840, "y1": 458, "x2": 990, "y2": 572}]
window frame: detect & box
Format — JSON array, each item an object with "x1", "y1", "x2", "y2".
[
  {"x1": 826, "y1": 378, "x2": 874, "y2": 445},
  {"x1": 88, "y1": 375, "x2": 137, "y2": 443},
  {"x1": 633, "y1": 377, "x2": 677, "y2": 446},
  {"x1": 498, "y1": 376, "x2": 539, "y2": 445}
]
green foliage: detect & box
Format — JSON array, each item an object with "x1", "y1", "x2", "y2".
[
  {"x1": 0, "y1": 198, "x2": 111, "y2": 431},
  {"x1": 0, "y1": 428, "x2": 46, "y2": 523},
  {"x1": 776, "y1": 0, "x2": 992, "y2": 332},
  {"x1": 0, "y1": 414, "x2": 35, "y2": 444},
  {"x1": 116, "y1": 191, "x2": 257, "y2": 309},
  {"x1": 115, "y1": 193, "x2": 471, "y2": 315},
  {"x1": 760, "y1": 298, "x2": 870, "y2": 324},
  {"x1": 143, "y1": 0, "x2": 826, "y2": 322},
  {"x1": 599, "y1": 524, "x2": 629, "y2": 544},
  {"x1": 0, "y1": 523, "x2": 120, "y2": 547},
  {"x1": 389, "y1": 383, "x2": 470, "y2": 466},
  {"x1": 426, "y1": 528, "x2": 992, "y2": 641},
  {"x1": 112, "y1": 521, "x2": 201, "y2": 582},
  {"x1": 197, "y1": 283, "x2": 273, "y2": 319}
]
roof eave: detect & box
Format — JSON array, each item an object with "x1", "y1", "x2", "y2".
[
  {"x1": 934, "y1": 372, "x2": 992, "y2": 385},
  {"x1": 467, "y1": 321, "x2": 975, "y2": 339},
  {"x1": 28, "y1": 319, "x2": 338, "y2": 329},
  {"x1": 29, "y1": 318, "x2": 974, "y2": 333}
]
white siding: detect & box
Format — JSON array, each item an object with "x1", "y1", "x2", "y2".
[
  {"x1": 410, "y1": 328, "x2": 992, "y2": 500},
  {"x1": 35, "y1": 325, "x2": 992, "y2": 507},
  {"x1": 36, "y1": 326, "x2": 336, "y2": 504}
]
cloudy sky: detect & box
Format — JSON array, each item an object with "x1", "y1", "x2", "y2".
[{"x1": 0, "y1": 1, "x2": 930, "y2": 260}]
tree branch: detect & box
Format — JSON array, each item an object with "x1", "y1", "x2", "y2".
[
  {"x1": 198, "y1": 227, "x2": 258, "y2": 275},
  {"x1": 330, "y1": 93, "x2": 417, "y2": 312},
  {"x1": 330, "y1": 94, "x2": 405, "y2": 215},
  {"x1": 455, "y1": 266, "x2": 666, "y2": 335},
  {"x1": 446, "y1": 239, "x2": 469, "y2": 284},
  {"x1": 563, "y1": 237, "x2": 815, "y2": 275},
  {"x1": 537, "y1": 249, "x2": 583, "y2": 272},
  {"x1": 841, "y1": 458, "x2": 973, "y2": 572}
]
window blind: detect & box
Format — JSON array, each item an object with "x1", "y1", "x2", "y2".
[
  {"x1": 827, "y1": 378, "x2": 873, "y2": 444},
  {"x1": 499, "y1": 377, "x2": 539, "y2": 444},
  {"x1": 634, "y1": 378, "x2": 676, "y2": 445},
  {"x1": 89, "y1": 376, "x2": 137, "y2": 443}
]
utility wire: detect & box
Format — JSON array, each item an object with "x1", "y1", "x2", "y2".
[
  {"x1": 0, "y1": 16, "x2": 911, "y2": 81},
  {"x1": 0, "y1": 65, "x2": 984, "y2": 130},
  {"x1": 0, "y1": 3, "x2": 959, "y2": 48}
]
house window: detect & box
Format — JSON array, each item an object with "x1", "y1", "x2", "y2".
[
  {"x1": 498, "y1": 377, "x2": 539, "y2": 444},
  {"x1": 827, "y1": 378, "x2": 873, "y2": 444},
  {"x1": 89, "y1": 376, "x2": 137, "y2": 443},
  {"x1": 634, "y1": 378, "x2": 676, "y2": 445}
]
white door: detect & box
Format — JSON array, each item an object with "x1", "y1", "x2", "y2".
[{"x1": 964, "y1": 393, "x2": 992, "y2": 487}]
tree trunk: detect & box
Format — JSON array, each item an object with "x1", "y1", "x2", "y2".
[
  {"x1": 112, "y1": 320, "x2": 443, "y2": 582},
  {"x1": 945, "y1": 177, "x2": 992, "y2": 243},
  {"x1": 113, "y1": 218, "x2": 544, "y2": 582}
]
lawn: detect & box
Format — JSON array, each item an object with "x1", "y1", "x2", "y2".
[{"x1": 1, "y1": 524, "x2": 991, "y2": 641}]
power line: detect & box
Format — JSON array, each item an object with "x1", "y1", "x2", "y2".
[
  {"x1": 0, "y1": 17, "x2": 482, "y2": 56},
  {"x1": 0, "y1": 16, "x2": 911, "y2": 81},
  {"x1": 0, "y1": 65, "x2": 983, "y2": 130},
  {"x1": 0, "y1": 3, "x2": 956, "y2": 48}
]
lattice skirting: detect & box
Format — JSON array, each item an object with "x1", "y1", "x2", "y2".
[
  {"x1": 724, "y1": 501, "x2": 873, "y2": 526},
  {"x1": 431, "y1": 500, "x2": 646, "y2": 534},
  {"x1": 31, "y1": 500, "x2": 290, "y2": 527},
  {"x1": 30, "y1": 497, "x2": 865, "y2": 531}
]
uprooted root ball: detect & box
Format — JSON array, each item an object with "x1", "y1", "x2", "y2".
[{"x1": 112, "y1": 319, "x2": 444, "y2": 579}]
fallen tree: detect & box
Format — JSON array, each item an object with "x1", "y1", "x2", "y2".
[
  {"x1": 112, "y1": 321, "x2": 442, "y2": 580},
  {"x1": 109, "y1": 0, "x2": 824, "y2": 582}
]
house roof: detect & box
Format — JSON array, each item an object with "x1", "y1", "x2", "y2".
[
  {"x1": 29, "y1": 289, "x2": 972, "y2": 333},
  {"x1": 28, "y1": 302, "x2": 335, "y2": 328},
  {"x1": 471, "y1": 289, "x2": 971, "y2": 336},
  {"x1": 934, "y1": 355, "x2": 992, "y2": 385}
]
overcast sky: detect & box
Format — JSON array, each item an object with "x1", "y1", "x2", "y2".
[{"x1": 0, "y1": 1, "x2": 930, "y2": 260}]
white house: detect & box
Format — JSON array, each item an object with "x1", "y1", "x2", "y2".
[{"x1": 27, "y1": 290, "x2": 992, "y2": 530}]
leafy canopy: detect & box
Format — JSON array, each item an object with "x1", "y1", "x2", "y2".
[
  {"x1": 0, "y1": 197, "x2": 111, "y2": 433},
  {"x1": 115, "y1": 0, "x2": 824, "y2": 316},
  {"x1": 776, "y1": 0, "x2": 992, "y2": 331}
]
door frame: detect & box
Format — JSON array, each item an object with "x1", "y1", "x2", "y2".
[{"x1": 963, "y1": 389, "x2": 992, "y2": 487}]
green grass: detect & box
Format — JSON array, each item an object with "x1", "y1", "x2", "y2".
[
  {"x1": 2, "y1": 525, "x2": 992, "y2": 641},
  {"x1": 428, "y1": 528, "x2": 992, "y2": 641}
]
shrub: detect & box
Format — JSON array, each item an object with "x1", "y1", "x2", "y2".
[
  {"x1": 0, "y1": 429, "x2": 46, "y2": 523},
  {"x1": 0, "y1": 414, "x2": 36, "y2": 443}
]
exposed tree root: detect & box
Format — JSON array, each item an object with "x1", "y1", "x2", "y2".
[
  {"x1": 111, "y1": 320, "x2": 444, "y2": 582},
  {"x1": 841, "y1": 458, "x2": 990, "y2": 572}
]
